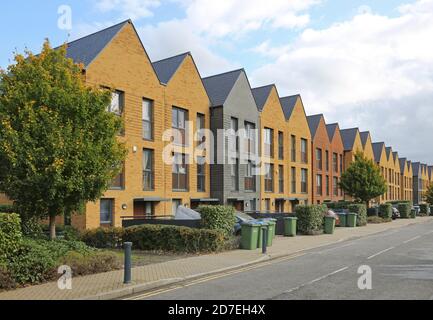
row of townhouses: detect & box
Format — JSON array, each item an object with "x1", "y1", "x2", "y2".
[{"x1": 1, "y1": 20, "x2": 432, "y2": 229}]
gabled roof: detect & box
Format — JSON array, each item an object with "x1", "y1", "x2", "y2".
[
  {"x1": 429, "y1": 166, "x2": 433, "y2": 179},
  {"x1": 280, "y1": 95, "x2": 301, "y2": 120},
  {"x1": 385, "y1": 147, "x2": 393, "y2": 161},
  {"x1": 372, "y1": 142, "x2": 385, "y2": 163},
  {"x1": 393, "y1": 152, "x2": 399, "y2": 163},
  {"x1": 251, "y1": 85, "x2": 274, "y2": 112},
  {"x1": 152, "y1": 52, "x2": 189, "y2": 85},
  {"x1": 399, "y1": 158, "x2": 407, "y2": 173},
  {"x1": 360, "y1": 131, "x2": 371, "y2": 147},
  {"x1": 326, "y1": 123, "x2": 339, "y2": 141},
  {"x1": 307, "y1": 114, "x2": 324, "y2": 138},
  {"x1": 340, "y1": 128, "x2": 359, "y2": 151},
  {"x1": 202, "y1": 69, "x2": 244, "y2": 107},
  {"x1": 64, "y1": 20, "x2": 130, "y2": 67},
  {"x1": 412, "y1": 162, "x2": 421, "y2": 176}
]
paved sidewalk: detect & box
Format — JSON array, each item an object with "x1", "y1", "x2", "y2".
[{"x1": 1, "y1": 217, "x2": 432, "y2": 300}]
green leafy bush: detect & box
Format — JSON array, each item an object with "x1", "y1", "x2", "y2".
[
  {"x1": 295, "y1": 205, "x2": 327, "y2": 235},
  {"x1": 398, "y1": 203, "x2": 411, "y2": 219},
  {"x1": 0, "y1": 213, "x2": 23, "y2": 262},
  {"x1": 379, "y1": 204, "x2": 393, "y2": 220},
  {"x1": 21, "y1": 217, "x2": 45, "y2": 239},
  {"x1": 0, "y1": 205, "x2": 15, "y2": 213},
  {"x1": 348, "y1": 204, "x2": 367, "y2": 226},
  {"x1": 64, "y1": 226, "x2": 81, "y2": 241},
  {"x1": 60, "y1": 251, "x2": 121, "y2": 276},
  {"x1": 0, "y1": 266, "x2": 16, "y2": 291},
  {"x1": 325, "y1": 201, "x2": 353, "y2": 210},
  {"x1": 199, "y1": 205, "x2": 237, "y2": 238},
  {"x1": 81, "y1": 227, "x2": 124, "y2": 249},
  {"x1": 7, "y1": 239, "x2": 57, "y2": 285},
  {"x1": 419, "y1": 204, "x2": 430, "y2": 216}
]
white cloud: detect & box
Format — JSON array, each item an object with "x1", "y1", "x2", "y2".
[
  {"x1": 95, "y1": 0, "x2": 161, "y2": 20},
  {"x1": 251, "y1": 0, "x2": 433, "y2": 162}
]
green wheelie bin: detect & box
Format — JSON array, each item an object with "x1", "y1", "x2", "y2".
[
  {"x1": 410, "y1": 209, "x2": 417, "y2": 219},
  {"x1": 257, "y1": 220, "x2": 270, "y2": 248},
  {"x1": 324, "y1": 216, "x2": 336, "y2": 234},
  {"x1": 337, "y1": 213, "x2": 347, "y2": 227},
  {"x1": 241, "y1": 221, "x2": 261, "y2": 250},
  {"x1": 347, "y1": 213, "x2": 357, "y2": 228},
  {"x1": 284, "y1": 217, "x2": 297, "y2": 237}
]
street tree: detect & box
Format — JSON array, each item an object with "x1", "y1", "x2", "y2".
[
  {"x1": 425, "y1": 184, "x2": 433, "y2": 205},
  {"x1": 339, "y1": 152, "x2": 387, "y2": 208},
  {"x1": 0, "y1": 40, "x2": 127, "y2": 239}
]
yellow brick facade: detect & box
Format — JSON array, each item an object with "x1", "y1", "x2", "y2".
[
  {"x1": 362, "y1": 133, "x2": 375, "y2": 161},
  {"x1": 400, "y1": 160, "x2": 413, "y2": 202}
]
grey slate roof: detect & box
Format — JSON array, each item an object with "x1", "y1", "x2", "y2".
[
  {"x1": 399, "y1": 158, "x2": 407, "y2": 173},
  {"x1": 429, "y1": 166, "x2": 433, "y2": 179},
  {"x1": 340, "y1": 128, "x2": 359, "y2": 151},
  {"x1": 202, "y1": 69, "x2": 244, "y2": 107},
  {"x1": 393, "y1": 152, "x2": 399, "y2": 163},
  {"x1": 385, "y1": 147, "x2": 392, "y2": 161},
  {"x1": 360, "y1": 131, "x2": 370, "y2": 147},
  {"x1": 307, "y1": 114, "x2": 324, "y2": 139},
  {"x1": 251, "y1": 85, "x2": 274, "y2": 112},
  {"x1": 412, "y1": 162, "x2": 421, "y2": 176},
  {"x1": 152, "y1": 52, "x2": 189, "y2": 84},
  {"x1": 280, "y1": 95, "x2": 300, "y2": 120},
  {"x1": 64, "y1": 20, "x2": 130, "y2": 67},
  {"x1": 372, "y1": 142, "x2": 385, "y2": 163},
  {"x1": 326, "y1": 123, "x2": 339, "y2": 141}
]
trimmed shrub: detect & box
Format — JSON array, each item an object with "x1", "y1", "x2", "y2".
[
  {"x1": 379, "y1": 204, "x2": 393, "y2": 220},
  {"x1": 419, "y1": 204, "x2": 430, "y2": 216},
  {"x1": 295, "y1": 205, "x2": 327, "y2": 235},
  {"x1": 60, "y1": 251, "x2": 121, "y2": 276},
  {"x1": 123, "y1": 225, "x2": 227, "y2": 253},
  {"x1": 8, "y1": 239, "x2": 57, "y2": 285},
  {"x1": 199, "y1": 205, "x2": 237, "y2": 238},
  {"x1": 81, "y1": 227, "x2": 125, "y2": 249},
  {"x1": 0, "y1": 213, "x2": 23, "y2": 262},
  {"x1": 348, "y1": 204, "x2": 367, "y2": 226},
  {"x1": 64, "y1": 226, "x2": 81, "y2": 241},
  {"x1": 21, "y1": 217, "x2": 44, "y2": 239},
  {"x1": 398, "y1": 203, "x2": 411, "y2": 219},
  {"x1": 0, "y1": 204, "x2": 15, "y2": 213},
  {"x1": 325, "y1": 201, "x2": 353, "y2": 210}
]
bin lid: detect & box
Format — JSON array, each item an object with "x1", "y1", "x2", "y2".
[
  {"x1": 337, "y1": 212, "x2": 347, "y2": 216},
  {"x1": 347, "y1": 212, "x2": 358, "y2": 216},
  {"x1": 255, "y1": 220, "x2": 269, "y2": 225},
  {"x1": 284, "y1": 217, "x2": 298, "y2": 220},
  {"x1": 241, "y1": 221, "x2": 261, "y2": 227}
]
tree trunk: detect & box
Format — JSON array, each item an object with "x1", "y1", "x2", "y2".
[
  {"x1": 49, "y1": 211, "x2": 57, "y2": 240},
  {"x1": 366, "y1": 201, "x2": 370, "y2": 209}
]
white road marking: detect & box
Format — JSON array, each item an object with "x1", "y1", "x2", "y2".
[
  {"x1": 283, "y1": 266, "x2": 349, "y2": 294},
  {"x1": 367, "y1": 247, "x2": 395, "y2": 260},
  {"x1": 403, "y1": 236, "x2": 421, "y2": 244}
]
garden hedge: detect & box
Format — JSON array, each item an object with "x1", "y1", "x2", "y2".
[
  {"x1": 295, "y1": 205, "x2": 327, "y2": 235},
  {"x1": 0, "y1": 213, "x2": 22, "y2": 263},
  {"x1": 348, "y1": 204, "x2": 367, "y2": 226},
  {"x1": 0, "y1": 205, "x2": 15, "y2": 214},
  {"x1": 379, "y1": 203, "x2": 393, "y2": 220},
  {"x1": 198, "y1": 205, "x2": 237, "y2": 238},
  {"x1": 398, "y1": 203, "x2": 411, "y2": 219}
]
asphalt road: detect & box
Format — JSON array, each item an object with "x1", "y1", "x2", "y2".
[{"x1": 126, "y1": 220, "x2": 433, "y2": 300}]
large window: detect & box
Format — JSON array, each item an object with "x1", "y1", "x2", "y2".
[
  {"x1": 100, "y1": 199, "x2": 114, "y2": 226},
  {"x1": 142, "y1": 99, "x2": 153, "y2": 140},
  {"x1": 326, "y1": 175, "x2": 330, "y2": 196},
  {"x1": 340, "y1": 154, "x2": 343, "y2": 173},
  {"x1": 265, "y1": 164, "x2": 274, "y2": 192},
  {"x1": 325, "y1": 150, "x2": 329, "y2": 172},
  {"x1": 231, "y1": 159, "x2": 239, "y2": 191},
  {"x1": 333, "y1": 153, "x2": 338, "y2": 173},
  {"x1": 291, "y1": 167, "x2": 296, "y2": 193},
  {"x1": 230, "y1": 117, "x2": 239, "y2": 153},
  {"x1": 172, "y1": 153, "x2": 188, "y2": 191},
  {"x1": 316, "y1": 174, "x2": 322, "y2": 195},
  {"x1": 245, "y1": 161, "x2": 256, "y2": 191},
  {"x1": 279, "y1": 165, "x2": 284, "y2": 193},
  {"x1": 316, "y1": 148, "x2": 322, "y2": 170},
  {"x1": 333, "y1": 177, "x2": 339, "y2": 196},
  {"x1": 197, "y1": 156, "x2": 206, "y2": 192},
  {"x1": 264, "y1": 128, "x2": 273, "y2": 158},
  {"x1": 196, "y1": 113, "x2": 205, "y2": 149},
  {"x1": 143, "y1": 149, "x2": 154, "y2": 191},
  {"x1": 110, "y1": 90, "x2": 125, "y2": 135},
  {"x1": 291, "y1": 135, "x2": 296, "y2": 162},
  {"x1": 301, "y1": 139, "x2": 308, "y2": 164},
  {"x1": 301, "y1": 169, "x2": 308, "y2": 193},
  {"x1": 110, "y1": 165, "x2": 125, "y2": 190},
  {"x1": 245, "y1": 122, "x2": 256, "y2": 155},
  {"x1": 172, "y1": 107, "x2": 188, "y2": 146},
  {"x1": 278, "y1": 132, "x2": 284, "y2": 160}
]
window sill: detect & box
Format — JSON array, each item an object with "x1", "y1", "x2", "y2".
[{"x1": 173, "y1": 189, "x2": 189, "y2": 192}]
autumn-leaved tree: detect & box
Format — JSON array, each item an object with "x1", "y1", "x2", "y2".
[
  {"x1": 339, "y1": 152, "x2": 387, "y2": 208},
  {"x1": 425, "y1": 184, "x2": 433, "y2": 205},
  {"x1": 0, "y1": 40, "x2": 127, "y2": 239}
]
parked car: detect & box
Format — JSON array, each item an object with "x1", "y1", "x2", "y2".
[
  {"x1": 413, "y1": 205, "x2": 420, "y2": 216},
  {"x1": 392, "y1": 207, "x2": 400, "y2": 220},
  {"x1": 234, "y1": 212, "x2": 255, "y2": 235}
]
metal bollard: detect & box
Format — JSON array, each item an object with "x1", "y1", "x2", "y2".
[
  {"x1": 124, "y1": 242, "x2": 132, "y2": 284},
  {"x1": 262, "y1": 227, "x2": 267, "y2": 254}
]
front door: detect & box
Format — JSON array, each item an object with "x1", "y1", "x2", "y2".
[
  {"x1": 172, "y1": 199, "x2": 182, "y2": 216},
  {"x1": 276, "y1": 200, "x2": 285, "y2": 213}
]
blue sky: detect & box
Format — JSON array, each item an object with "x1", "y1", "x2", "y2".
[{"x1": 1, "y1": 0, "x2": 433, "y2": 163}]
